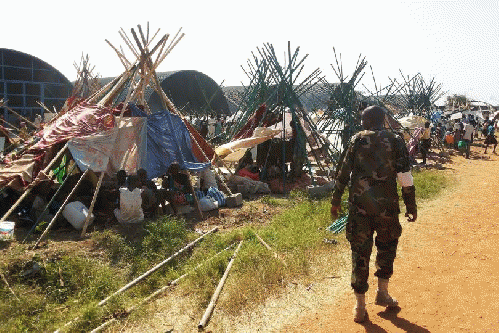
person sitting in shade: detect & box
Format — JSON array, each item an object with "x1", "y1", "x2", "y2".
[
  {"x1": 137, "y1": 168, "x2": 158, "y2": 217},
  {"x1": 160, "y1": 162, "x2": 193, "y2": 215},
  {"x1": 235, "y1": 150, "x2": 260, "y2": 181},
  {"x1": 114, "y1": 175, "x2": 144, "y2": 224}
]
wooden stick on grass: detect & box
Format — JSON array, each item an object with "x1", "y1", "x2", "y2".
[
  {"x1": 198, "y1": 240, "x2": 243, "y2": 330},
  {"x1": 98, "y1": 227, "x2": 218, "y2": 306},
  {"x1": 254, "y1": 231, "x2": 286, "y2": 266},
  {"x1": 90, "y1": 242, "x2": 238, "y2": 333},
  {"x1": 0, "y1": 271, "x2": 20, "y2": 301}
]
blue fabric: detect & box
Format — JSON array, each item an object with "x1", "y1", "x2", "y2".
[
  {"x1": 130, "y1": 104, "x2": 211, "y2": 179},
  {"x1": 207, "y1": 187, "x2": 226, "y2": 207}
]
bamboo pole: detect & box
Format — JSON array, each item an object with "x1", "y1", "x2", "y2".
[
  {"x1": 2, "y1": 105, "x2": 37, "y2": 128},
  {"x1": 80, "y1": 172, "x2": 104, "y2": 237},
  {"x1": 1, "y1": 116, "x2": 22, "y2": 132},
  {"x1": 90, "y1": 242, "x2": 237, "y2": 333},
  {"x1": 0, "y1": 143, "x2": 68, "y2": 223},
  {"x1": 0, "y1": 271, "x2": 20, "y2": 301},
  {"x1": 32, "y1": 169, "x2": 90, "y2": 249},
  {"x1": 98, "y1": 227, "x2": 218, "y2": 306},
  {"x1": 254, "y1": 232, "x2": 286, "y2": 266},
  {"x1": 198, "y1": 240, "x2": 243, "y2": 330}
]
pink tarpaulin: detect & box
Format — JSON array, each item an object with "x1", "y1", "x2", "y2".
[
  {"x1": 30, "y1": 102, "x2": 116, "y2": 151},
  {"x1": 67, "y1": 118, "x2": 147, "y2": 175}
]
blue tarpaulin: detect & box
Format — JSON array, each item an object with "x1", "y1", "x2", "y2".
[{"x1": 130, "y1": 104, "x2": 211, "y2": 179}]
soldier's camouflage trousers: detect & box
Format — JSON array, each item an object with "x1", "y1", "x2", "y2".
[{"x1": 346, "y1": 212, "x2": 402, "y2": 294}]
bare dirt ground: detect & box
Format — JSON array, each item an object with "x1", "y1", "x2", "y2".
[{"x1": 282, "y1": 145, "x2": 499, "y2": 332}]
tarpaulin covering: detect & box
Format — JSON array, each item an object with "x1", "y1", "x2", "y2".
[
  {"x1": 30, "y1": 102, "x2": 115, "y2": 151},
  {"x1": 216, "y1": 127, "x2": 282, "y2": 158},
  {"x1": 68, "y1": 118, "x2": 147, "y2": 175},
  {"x1": 130, "y1": 105, "x2": 210, "y2": 178},
  {"x1": 0, "y1": 153, "x2": 40, "y2": 191},
  {"x1": 234, "y1": 104, "x2": 267, "y2": 139},
  {"x1": 184, "y1": 120, "x2": 215, "y2": 162}
]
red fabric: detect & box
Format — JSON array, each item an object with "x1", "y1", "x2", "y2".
[
  {"x1": 29, "y1": 102, "x2": 116, "y2": 152},
  {"x1": 236, "y1": 168, "x2": 260, "y2": 181},
  {"x1": 269, "y1": 173, "x2": 312, "y2": 194},
  {"x1": 234, "y1": 104, "x2": 267, "y2": 140},
  {"x1": 183, "y1": 120, "x2": 215, "y2": 162}
]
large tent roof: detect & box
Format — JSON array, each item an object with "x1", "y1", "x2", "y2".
[{"x1": 100, "y1": 70, "x2": 230, "y2": 115}]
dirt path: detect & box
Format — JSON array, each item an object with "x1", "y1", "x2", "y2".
[{"x1": 283, "y1": 147, "x2": 499, "y2": 332}]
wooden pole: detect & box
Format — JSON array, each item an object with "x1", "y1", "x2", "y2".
[
  {"x1": 89, "y1": 242, "x2": 237, "y2": 333},
  {"x1": 80, "y1": 172, "x2": 105, "y2": 237},
  {"x1": 0, "y1": 271, "x2": 20, "y2": 301},
  {"x1": 198, "y1": 240, "x2": 243, "y2": 330},
  {"x1": 254, "y1": 232, "x2": 286, "y2": 265},
  {"x1": 2, "y1": 105, "x2": 37, "y2": 129},
  {"x1": 98, "y1": 227, "x2": 218, "y2": 306},
  {"x1": 0, "y1": 143, "x2": 68, "y2": 223},
  {"x1": 32, "y1": 169, "x2": 89, "y2": 249}
]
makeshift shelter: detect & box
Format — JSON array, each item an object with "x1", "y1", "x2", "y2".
[
  {"x1": 71, "y1": 54, "x2": 102, "y2": 99},
  {"x1": 0, "y1": 23, "x2": 228, "y2": 245},
  {"x1": 222, "y1": 42, "x2": 336, "y2": 192}
]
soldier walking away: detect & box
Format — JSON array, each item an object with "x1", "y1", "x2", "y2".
[{"x1": 330, "y1": 106, "x2": 417, "y2": 323}]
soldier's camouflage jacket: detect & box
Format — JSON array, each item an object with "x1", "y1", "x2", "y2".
[{"x1": 331, "y1": 129, "x2": 411, "y2": 217}]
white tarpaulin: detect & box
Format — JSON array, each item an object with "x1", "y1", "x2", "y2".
[
  {"x1": 68, "y1": 117, "x2": 147, "y2": 175},
  {"x1": 398, "y1": 115, "x2": 428, "y2": 129},
  {"x1": 216, "y1": 127, "x2": 281, "y2": 159}
]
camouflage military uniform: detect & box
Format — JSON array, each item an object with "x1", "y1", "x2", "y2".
[{"x1": 331, "y1": 129, "x2": 412, "y2": 294}]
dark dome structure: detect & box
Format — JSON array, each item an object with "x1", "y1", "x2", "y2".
[
  {"x1": 0, "y1": 48, "x2": 73, "y2": 124},
  {"x1": 147, "y1": 70, "x2": 230, "y2": 115}
]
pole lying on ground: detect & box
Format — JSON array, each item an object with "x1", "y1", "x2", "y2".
[
  {"x1": 0, "y1": 143, "x2": 68, "y2": 223},
  {"x1": 98, "y1": 227, "x2": 218, "y2": 306},
  {"x1": 90, "y1": 242, "x2": 237, "y2": 333},
  {"x1": 254, "y1": 231, "x2": 285, "y2": 265},
  {"x1": 55, "y1": 227, "x2": 219, "y2": 333},
  {"x1": 32, "y1": 169, "x2": 90, "y2": 249},
  {"x1": 198, "y1": 240, "x2": 243, "y2": 330}
]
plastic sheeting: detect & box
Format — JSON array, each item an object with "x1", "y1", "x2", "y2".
[
  {"x1": 130, "y1": 105, "x2": 210, "y2": 178},
  {"x1": 215, "y1": 127, "x2": 282, "y2": 158},
  {"x1": 31, "y1": 102, "x2": 115, "y2": 151},
  {"x1": 68, "y1": 118, "x2": 147, "y2": 175}
]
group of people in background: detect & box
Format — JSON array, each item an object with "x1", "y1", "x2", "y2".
[{"x1": 432, "y1": 113, "x2": 497, "y2": 160}]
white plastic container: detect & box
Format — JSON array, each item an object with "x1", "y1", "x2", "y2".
[
  {"x1": 62, "y1": 201, "x2": 94, "y2": 230},
  {"x1": 0, "y1": 221, "x2": 15, "y2": 240}
]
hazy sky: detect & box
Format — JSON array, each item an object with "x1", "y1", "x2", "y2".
[{"x1": 3, "y1": 0, "x2": 498, "y2": 105}]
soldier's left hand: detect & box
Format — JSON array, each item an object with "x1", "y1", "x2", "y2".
[{"x1": 331, "y1": 205, "x2": 341, "y2": 219}]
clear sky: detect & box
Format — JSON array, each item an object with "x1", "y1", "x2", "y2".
[{"x1": 3, "y1": 0, "x2": 498, "y2": 105}]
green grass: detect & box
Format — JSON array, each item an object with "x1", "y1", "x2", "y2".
[
  {"x1": 0, "y1": 168, "x2": 450, "y2": 331},
  {"x1": 412, "y1": 169, "x2": 451, "y2": 200}
]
